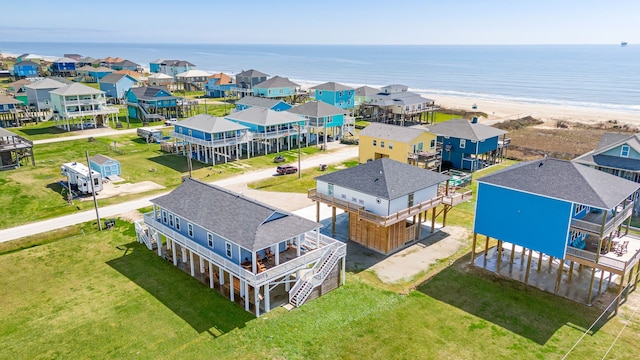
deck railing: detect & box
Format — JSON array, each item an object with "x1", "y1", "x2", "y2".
[
  {"x1": 441, "y1": 187, "x2": 473, "y2": 206},
  {"x1": 171, "y1": 131, "x2": 252, "y2": 147},
  {"x1": 141, "y1": 212, "x2": 338, "y2": 286},
  {"x1": 570, "y1": 206, "x2": 633, "y2": 236},
  {"x1": 307, "y1": 188, "x2": 365, "y2": 212}
]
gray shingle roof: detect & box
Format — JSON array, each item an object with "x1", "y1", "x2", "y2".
[
  {"x1": 594, "y1": 132, "x2": 634, "y2": 152},
  {"x1": 426, "y1": 119, "x2": 506, "y2": 141},
  {"x1": 254, "y1": 76, "x2": 300, "y2": 89},
  {"x1": 355, "y1": 86, "x2": 380, "y2": 96},
  {"x1": 477, "y1": 158, "x2": 640, "y2": 209},
  {"x1": 89, "y1": 154, "x2": 117, "y2": 165},
  {"x1": 130, "y1": 86, "x2": 175, "y2": 100},
  {"x1": 235, "y1": 96, "x2": 285, "y2": 109},
  {"x1": 286, "y1": 101, "x2": 346, "y2": 118},
  {"x1": 0, "y1": 95, "x2": 23, "y2": 105},
  {"x1": 151, "y1": 179, "x2": 320, "y2": 251},
  {"x1": 369, "y1": 91, "x2": 433, "y2": 107},
  {"x1": 226, "y1": 107, "x2": 303, "y2": 126},
  {"x1": 358, "y1": 122, "x2": 427, "y2": 143},
  {"x1": 178, "y1": 114, "x2": 249, "y2": 133},
  {"x1": 99, "y1": 73, "x2": 133, "y2": 84},
  {"x1": 14, "y1": 60, "x2": 39, "y2": 67},
  {"x1": 236, "y1": 69, "x2": 269, "y2": 78},
  {"x1": 310, "y1": 82, "x2": 354, "y2": 91},
  {"x1": 113, "y1": 59, "x2": 140, "y2": 67},
  {"x1": 50, "y1": 83, "x2": 104, "y2": 96},
  {"x1": 316, "y1": 158, "x2": 450, "y2": 200},
  {"x1": 573, "y1": 132, "x2": 640, "y2": 171},
  {"x1": 0, "y1": 127, "x2": 19, "y2": 138},
  {"x1": 54, "y1": 57, "x2": 78, "y2": 63}
]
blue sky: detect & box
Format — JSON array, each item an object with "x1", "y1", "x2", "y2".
[{"x1": 1, "y1": 0, "x2": 637, "y2": 45}]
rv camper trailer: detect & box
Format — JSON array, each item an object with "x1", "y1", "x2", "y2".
[
  {"x1": 137, "y1": 127, "x2": 163, "y2": 143},
  {"x1": 61, "y1": 162, "x2": 103, "y2": 194}
]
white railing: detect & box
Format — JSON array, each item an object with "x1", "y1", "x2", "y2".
[
  {"x1": 171, "y1": 131, "x2": 252, "y2": 147},
  {"x1": 142, "y1": 212, "x2": 336, "y2": 286},
  {"x1": 289, "y1": 242, "x2": 346, "y2": 307},
  {"x1": 135, "y1": 220, "x2": 154, "y2": 250},
  {"x1": 566, "y1": 246, "x2": 597, "y2": 262},
  {"x1": 570, "y1": 207, "x2": 633, "y2": 235}
]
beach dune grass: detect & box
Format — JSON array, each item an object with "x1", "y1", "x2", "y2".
[{"x1": 1, "y1": 220, "x2": 638, "y2": 359}]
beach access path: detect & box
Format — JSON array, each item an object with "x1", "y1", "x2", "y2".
[{"x1": 0, "y1": 142, "x2": 358, "y2": 243}]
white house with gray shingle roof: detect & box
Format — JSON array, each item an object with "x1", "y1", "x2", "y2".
[
  {"x1": 309, "y1": 158, "x2": 470, "y2": 254},
  {"x1": 50, "y1": 83, "x2": 119, "y2": 131},
  {"x1": 135, "y1": 178, "x2": 346, "y2": 316},
  {"x1": 473, "y1": 157, "x2": 640, "y2": 307},
  {"x1": 170, "y1": 114, "x2": 251, "y2": 164}
]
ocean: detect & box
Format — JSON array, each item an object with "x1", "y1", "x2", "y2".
[{"x1": 2, "y1": 42, "x2": 639, "y2": 113}]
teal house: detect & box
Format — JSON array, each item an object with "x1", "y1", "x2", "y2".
[
  {"x1": 89, "y1": 154, "x2": 121, "y2": 178},
  {"x1": 126, "y1": 87, "x2": 178, "y2": 121},
  {"x1": 253, "y1": 76, "x2": 301, "y2": 98},
  {"x1": 287, "y1": 101, "x2": 347, "y2": 147},
  {"x1": 234, "y1": 96, "x2": 292, "y2": 112},
  {"x1": 310, "y1": 82, "x2": 354, "y2": 110}
]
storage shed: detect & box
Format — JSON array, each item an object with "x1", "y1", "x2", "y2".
[{"x1": 89, "y1": 154, "x2": 121, "y2": 178}]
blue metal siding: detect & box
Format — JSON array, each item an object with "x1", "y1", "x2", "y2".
[
  {"x1": 272, "y1": 102, "x2": 292, "y2": 111},
  {"x1": 603, "y1": 145, "x2": 640, "y2": 160},
  {"x1": 150, "y1": 63, "x2": 161, "y2": 73},
  {"x1": 474, "y1": 183, "x2": 572, "y2": 258},
  {"x1": 476, "y1": 136, "x2": 499, "y2": 153},
  {"x1": 100, "y1": 83, "x2": 118, "y2": 98},
  {"x1": 316, "y1": 90, "x2": 354, "y2": 109},
  {"x1": 13, "y1": 64, "x2": 38, "y2": 77},
  {"x1": 176, "y1": 125, "x2": 209, "y2": 141}
]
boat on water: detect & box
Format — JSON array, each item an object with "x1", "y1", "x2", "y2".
[{"x1": 621, "y1": 41, "x2": 628, "y2": 47}]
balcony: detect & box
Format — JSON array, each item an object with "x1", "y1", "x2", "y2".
[
  {"x1": 171, "y1": 131, "x2": 252, "y2": 147},
  {"x1": 441, "y1": 186, "x2": 473, "y2": 206},
  {"x1": 141, "y1": 212, "x2": 344, "y2": 287},
  {"x1": 252, "y1": 127, "x2": 309, "y2": 140},
  {"x1": 570, "y1": 204, "x2": 633, "y2": 237},
  {"x1": 566, "y1": 233, "x2": 640, "y2": 273},
  {"x1": 63, "y1": 98, "x2": 104, "y2": 106}
]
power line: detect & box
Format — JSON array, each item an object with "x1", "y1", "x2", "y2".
[{"x1": 601, "y1": 301, "x2": 639, "y2": 359}]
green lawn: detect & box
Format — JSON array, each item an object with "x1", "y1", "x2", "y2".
[
  {"x1": 0, "y1": 220, "x2": 638, "y2": 359},
  {"x1": 247, "y1": 160, "x2": 359, "y2": 193},
  {"x1": 0, "y1": 135, "x2": 345, "y2": 229}
]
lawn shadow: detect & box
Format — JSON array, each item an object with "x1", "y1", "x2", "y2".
[
  {"x1": 148, "y1": 154, "x2": 208, "y2": 172},
  {"x1": 417, "y1": 257, "x2": 608, "y2": 344},
  {"x1": 46, "y1": 182, "x2": 66, "y2": 200},
  {"x1": 106, "y1": 242, "x2": 253, "y2": 335},
  {"x1": 19, "y1": 125, "x2": 67, "y2": 137}
]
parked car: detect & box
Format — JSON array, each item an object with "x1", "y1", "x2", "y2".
[
  {"x1": 276, "y1": 165, "x2": 298, "y2": 175},
  {"x1": 165, "y1": 118, "x2": 178, "y2": 126},
  {"x1": 274, "y1": 155, "x2": 286, "y2": 163}
]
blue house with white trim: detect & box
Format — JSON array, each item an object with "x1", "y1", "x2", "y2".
[
  {"x1": 472, "y1": 158, "x2": 640, "y2": 307},
  {"x1": 126, "y1": 87, "x2": 178, "y2": 121},
  {"x1": 52, "y1": 57, "x2": 78, "y2": 76},
  {"x1": 287, "y1": 101, "x2": 348, "y2": 147},
  {"x1": 234, "y1": 96, "x2": 292, "y2": 112},
  {"x1": 204, "y1": 73, "x2": 236, "y2": 98},
  {"x1": 310, "y1": 82, "x2": 355, "y2": 110},
  {"x1": 253, "y1": 76, "x2": 301, "y2": 98},
  {"x1": 135, "y1": 178, "x2": 346, "y2": 316},
  {"x1": 426, "y1": 118, "x2": 508, "y2": 172},
  {"x1": 171, "y1": 114, "x2": 250, "y2": 165},
  {"x1": 225, "y1": 107, "x2": 308, "y2": 155},
  {"x1": 573, "y1": 132, "x2": 640, "y2": 183},
  {"x1": 89, "y1": 154, "x2": 121, "y2": 178},
  {"x1": 12, "y1": 61, "x2": 39, "y2": 78},
  {"x1": 99, "y1": 73, "x2": 137, "y2": 99}
]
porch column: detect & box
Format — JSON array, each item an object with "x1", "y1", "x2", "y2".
[
  {"x1": 341, "y1": 256, "x2": 346, "y2": 285},
  {"x1": 209, "y1": 261, "x2": 214, "y2": 288},
  {"x1": 172, "y1": 243, "x2": 177, "y2": 266},
  {"x1": 244, "y1": 281, "x2": 250, "y2": 311},
  {"x1": 254, "y1": 286, "x2": 260, "y2": 317},
  {"x1": 219, "y1": 268, "x2": 225, "y2": 285},
  {"x1": 199, "y1": 256, "x2": 204, "y2": 274},
  {"x1": 264, "y1": 284, "x2": 271, "y2": 313},
  {"x1": 229, "y1": 274, "x2": 234, "y2": 302},
  {"x1": 431, "y1": 206, "x2": 436, "y2": 233},
  {"x1": 524, "y1": 249, "x2": 532, "y2": 283},
  {"x1": 331, "y1": 206, "x2": 336, "y2": 235},
  {"x1": 496, "y1": 240, "x2": 503, "y2": 274},
  {"x1": 166, "y1": 237, "x2": 172, "y2": 251},
  {"x1": 189, "y1": 250, "x2": 195, "y2": 277},
  {"x1": 275, "y1": 244, "x2": 280, "y2": 266},
  {"x1": 316, "y1": 201, "x2": 320, "y2": 223},
  {"x1": 297, "y1": 235, "x2": 302, "y2": 257},
  {"x1": 252, "y1": 252, "x2": 257, "y2": 274},
  {"x1": 285, "y1": 275, "x2": 290, "y2": 291},
  {"x1": 157, "y1": 233, "x2": 162, "y2": 256},
  {"x1": 554, "y1": 260, "x2": 563, "y2": 294}
]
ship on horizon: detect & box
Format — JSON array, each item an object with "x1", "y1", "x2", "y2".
[{"x1": 621, "y1": 41, "x2": 628, "y2": 47}]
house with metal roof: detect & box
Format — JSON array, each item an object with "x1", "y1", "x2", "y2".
[
  {"x1": 253, "y1": 76, "x2": 302, "y2": 99},
  {"x1": 204, "y1": 72, "x2": 236, "y2": 98},
  {"x1": 147, "y1": 72, "x2": 174, "y2": 87},
  {"x1": 12, "y1": 61, "x2": 39, "y2": 78},
  {"x1": 0, "y1": 127, "x2": 34, "y2": 169},
  {"x1": 25, "y1": 78, "x2": 67, "y2": 111},
  {"x1": 126, "y1": 86, "x2": 179, "y2": 122},
  {"x1": 52, "y1": 57, "x2": 78, "y2": 76},
  {"x1": 309, "y1": 158, "x2": 471, "y2": 254},
  {"x1": 573, "y1": 132, "x2": 640, "y2": 183},
  {"x1": 149, "y1": 59, "x2": 196, "y2": 77},
  {"x1": 135, "y1": 178, "x2": 346, "y2": 316},
  {"x1": 50, "y1": 83, "x2": 119, "y2": 130},
  {"x1": 99, "y1": 73, "x2": 137, "y2": 99},
  {"x1": 358, "y1": 122, "x2": 440, "y2": 168},
  {"x1": 170, "y1": 114, "x2": 251, "y2": 165},
  {"x1": 361, "y1": 85, "x2": 438, "y2": 124},
  {"x1": 310, "y1": 82, "x2": 355, "y2": 110},
  {"x1": 286, "y1": 101, "x2": 350, "y2": 147},
  {"x1": 472, "y1": 158, "x2": 640, "y2": 309},
  {"x1": 426, "y1": 118, "x2": 509, "y2": 172},
  {"x1": 225, "y1": 107, "x2": 308, "y2": 155},
  {"x1": 234, "y1": 96, "x2": 292, "y2": 112}
]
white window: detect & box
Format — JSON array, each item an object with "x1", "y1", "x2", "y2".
[
  {"x1": 621, "y1": 145, "x2": 630, "y2": 157},
  {"x1": 373, "y1": 140, "x2": 377, "y2": 146},
  {"x1": 225, "y1": 242, "x2": 232, "y2": 258},
  {"x1": 574, "y1": 204, "x2": 585, "y2": 215},
  {"x1": 380, "y1": 141, "x2": 385, "y2": 148},
  {"x1": 175, "y1": 217, "x2": 181, "y2": 230},
  {"x1": 328, "y1": 183, "x2": 334, "y2": 196},
  {"x1": 207, "y1": 233, "x2": 214, "y2": 248},
  {"x1": 168, "y1": 214, "x2": 174, "y2": 227},
  {"x1": 327, "y1": 117, "x2": 332, "y2": 124},
  {"x1": 187, "y1": 223, "x2": 194, "y2": 237},
  {"x1": 155, "y1": 207, "x2": 161, "y2": 220},
  {"x1": 388, "y1": 142, "x2": 393, "y2": 149},
  {"x1": 460, "y1": 139, "x2": 466, "y2": 149},
  {"x1": 162, "y1": 210, "x2": 168, "y2": 224},
  {"x1": 430, "y1": 139, "x2": 436, "y2": 149}
]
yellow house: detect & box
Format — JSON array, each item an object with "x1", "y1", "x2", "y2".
[{"x1": 358, "y1": 122, "x2": 439, "y2": 168}]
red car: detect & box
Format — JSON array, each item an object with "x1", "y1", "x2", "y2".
[{"x1": 277, "y1": 165, "x2": 298, "y2": 175}]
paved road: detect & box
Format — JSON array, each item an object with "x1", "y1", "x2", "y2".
[{"x1": 0, "y1": 143, "x2": 358, "y2": 243}]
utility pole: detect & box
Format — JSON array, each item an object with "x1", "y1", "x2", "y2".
[
  {"x1": 86, "y1": 150, "x2": 102, "y2": 230},
  {"x1": 297, "y1": 124, "x2": 301, "y2": 179}
]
